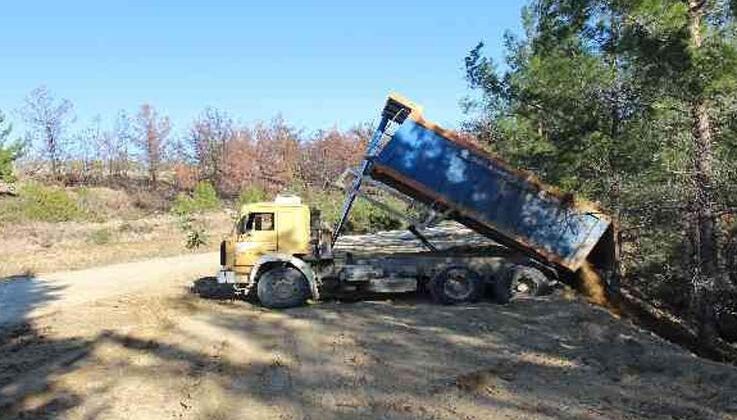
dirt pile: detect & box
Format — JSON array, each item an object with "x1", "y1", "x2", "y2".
[{"x1": 576, "y1": 261, "x2": 610, "y2": 307}]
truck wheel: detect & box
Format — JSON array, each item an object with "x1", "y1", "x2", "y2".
[
  {"x1": 494, "y1": 265, "x2": 550, "y2": 304},
  {"x1": 429, "y1": 267, "x2": 484, "y2": 305},
  {"x1": 257, "y1": 266, "x2": 310, "y2": 309}
]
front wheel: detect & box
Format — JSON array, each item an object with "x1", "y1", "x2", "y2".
[
  {"x1": 257, "y1": 266, "x2": 310, "y2": 309},
  {"x1": 429, "y1": 267, "x2": 484, "y2": 304}
]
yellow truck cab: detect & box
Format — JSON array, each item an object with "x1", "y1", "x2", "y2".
[
  {"x1": 218, "y1": 194, "x2": 324, "y2": 308},
  {"x1": 228, "y1": 195, "x2": 310, "y2": 269}
]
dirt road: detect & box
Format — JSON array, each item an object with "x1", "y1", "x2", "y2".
[
  {"x1": 2, "y1": 228, "x2": 737, "y2": 419},
  {"x1": 0, "y1": 252, "x2": 217, "y2": 328}
]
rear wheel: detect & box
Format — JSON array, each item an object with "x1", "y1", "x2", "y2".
[
  {"x1": 257, "y1": 266, "x2": 310, "y2": 309},
  {"x1": 429, "y1": 267, "x2": 484, "y2": 304},
  {"x1": 494, "y1": 265, "x2": 551, "y2": 304}
]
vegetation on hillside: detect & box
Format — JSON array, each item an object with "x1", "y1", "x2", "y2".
[
  {"x1": 463, "y1": 0, "x2": 737, "y2": 348},
  {"x1": 0, "y1": 94, "x2": 398, "y2": 236},
  {"x1": 0, "y1": 111, "x2": 23, "y2": 184}
]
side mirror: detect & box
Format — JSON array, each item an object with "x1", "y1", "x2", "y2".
[{"x1": 237, "y1": 217, "x2": 248, "y2": 235}]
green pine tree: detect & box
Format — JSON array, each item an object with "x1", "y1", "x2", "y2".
[
  {"x1": 0, "y1": 111, "x2": 24, "y2": 183},
  {"x1": 464, "y1": 0, "x2": 737, "y2": 348}
]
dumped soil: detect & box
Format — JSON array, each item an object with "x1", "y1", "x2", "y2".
[{"x1": 2, "y1": 226, "x2": 737, "y2": 419}]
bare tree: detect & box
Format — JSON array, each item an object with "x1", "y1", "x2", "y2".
[
  {"x1": 21, "y1": 86, "x2": 74, "y2": 179},
  {"x1": 105, "y1": 110, "x2": 134, "y2": 179},
  {"x1": 252, "y1": 116, "x2": 301, "y2": 192},
  {"x1": 133, "y1": 104, "x2": 170, "y2": 188},
  {"x1": 220, "y1": 128, "x2": 257, "y2": 195},
  {"x1": 190, "y1": 107, "x2": 233, "y2": 191},
  {"x1": 298, "y1": 127, "x2": 366, "y2": 189},
  {"x1": 75, "y1": 116, "x2": 105, "y2": 184}
]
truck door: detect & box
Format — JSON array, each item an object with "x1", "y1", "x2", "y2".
[{"x1": 235, "y1": 212, "x2": 277, "y2": 267}]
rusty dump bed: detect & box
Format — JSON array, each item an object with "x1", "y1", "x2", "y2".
[{"x1": 365, "y1": 94, "x2": 614, "y2": 273}]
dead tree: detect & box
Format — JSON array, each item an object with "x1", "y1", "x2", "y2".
[
  {"x1": 134, "y1": 104, "x2": 170, "y2": 188},
  {"x1": 21, "y1": 86, "x2": 74, "y2": 180},
  {"x1": 190, "y1": 107, "x2": 233, "y2": 192}
]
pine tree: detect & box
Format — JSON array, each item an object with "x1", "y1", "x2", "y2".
[
  {"x1": 464, "y1": 0, "x2": 737, "y2": 344},
  {"x1": 0, "y1": 110, "x2": 23, "y2": 184}
]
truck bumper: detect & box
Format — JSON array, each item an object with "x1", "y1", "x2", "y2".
[{"x1": 217, "y1": 268, "x2": 237, "y2": 284}]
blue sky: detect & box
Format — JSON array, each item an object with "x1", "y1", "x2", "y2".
[{"x1": 0, "y1": 1, "x2": 524, "y2": 135}]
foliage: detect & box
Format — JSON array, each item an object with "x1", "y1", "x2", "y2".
[
  {"x1": 297, "y1": 126, "x2": 369, "y2": 189},
  {"x1": 177, "y1": 213, "x2": 208, "y2": 250},
  {"x1": 464, "y1": 0, "x2": 737, "y2": 340},
  {"x1": 16, "y1": 182, "x2": 84, "y2": 222},
  {"x1": 237, "y1": 185, "x2": 268, "y2": 208},
  {"x1": 170, "y1": 181, "x2": 219, "y2": 250},
  {"x1": 88, "y1": 228, "x2": 113, "y2": 245},
  {"x1": 303, "y1": 188, "x2": 402, "y2": 234},
  {"x1": 0, "y1": 111, "x2": 23, "y2": 183},
  {"x1": 171, "y1": 181, "x2": 221, "y2": 216}
]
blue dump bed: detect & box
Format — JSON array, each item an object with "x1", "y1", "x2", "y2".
[{"x1": 366, "y1": 95, "x2": 614, "y2": 273}]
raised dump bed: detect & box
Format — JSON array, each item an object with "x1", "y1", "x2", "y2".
[{"x1": 339, "y1": 94, "x2": 616, "y2": 276}]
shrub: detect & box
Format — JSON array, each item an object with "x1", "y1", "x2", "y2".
[
  {"x1": 0, "y1": 111, "x2": 23, "y2": 183},
  {"x1": 19, "y1": 182, "x2": 84, "y2": 222},
  {"x1": 130, "y1": 189, "x2": 169, "y2": 213},
  {"x1": 237, "y1": 185, "x2": 268, "y2": 208},
  {"x1": 346, "y1": 198, "x2": 402, "y2": 233},
  {"x1": 75, "y1": 187, "x2": 134, "y2": 220},
  {"x1": 306, "y1": 189, "x2": 402, "y2": 234},
  {"x1": 192, "y1": 181, "x2": 220, "y2": 210},
  {"x1": 171, "y1": 182, "x2": 219, "y2": 250},
  {"x1": 177, "y1": 213, "x2": 208, "y2": 249},
  {"x1": 172, "y1": 181, "x2": 220, "y2": 216},
  {"x1": 88, "y1": 228, "x2": 113, "y2": 245},
  {"x1": 0, "y1": 145, "x2": 21, "y2": 183}
]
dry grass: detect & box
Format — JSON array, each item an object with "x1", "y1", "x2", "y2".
[{"x1": 0, "y1": 213, "x2": 230, "y2": 277}]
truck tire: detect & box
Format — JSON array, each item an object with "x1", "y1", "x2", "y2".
[
  {"x1": 429, "y1": 267, "x2": 484, "y2": 305},
  {"x1": 494, "y1": 265, "x2": 551, "y2": 304},
  {"x1": 257, "y1": 266, "x2": 310, "y2": 309}
]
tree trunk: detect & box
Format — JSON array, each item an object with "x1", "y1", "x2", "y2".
[
  {"x1": 687, "y1": 0, "x2": 720, "y2": 342},
  {"x1": 147, "y1": 130, "x2": 158, "y2": 189},
  {"x1": 45, "y1": 125, "x2": 59, "y2": 180}
]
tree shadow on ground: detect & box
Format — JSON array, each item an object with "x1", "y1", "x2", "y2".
[
  {"x1": 3, "y1": 282, "x2": 737, "y2": 419},
  {"x1": 184, "y1": 277, "x2": 737, "y2": 418},
  {"x1": 0, "y1": 274, "x2": 66, "y2": 330},
  {"x1": 0, "y1": 274, "x2": 80, "y2": 418}
]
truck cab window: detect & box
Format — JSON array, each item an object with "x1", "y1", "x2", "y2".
[{"x1": 242, "y1": 212, "x2": 274, "y2": 232}]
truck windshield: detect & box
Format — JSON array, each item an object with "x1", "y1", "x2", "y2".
[{"x1": 240, "y1": 212, "x2": 274, "y2": 233}]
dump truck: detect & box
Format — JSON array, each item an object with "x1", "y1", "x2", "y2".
[{"x1": 214, "y1": 94, "x2": 616, "y2": 308}]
